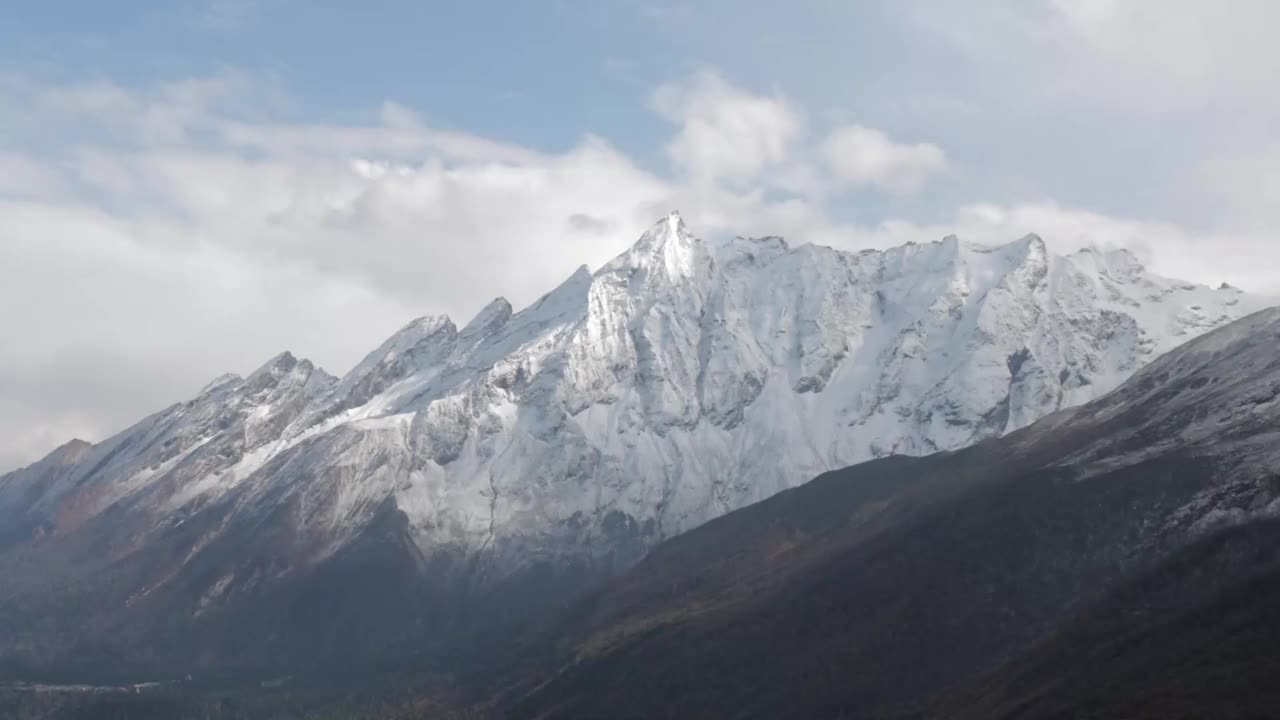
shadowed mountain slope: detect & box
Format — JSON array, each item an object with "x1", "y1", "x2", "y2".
[
  {"x1": 499, "y1": 307, "x2": 1280, "y2": 719},
  {"x1": 936, "y1": 517, "x2": 1280, "y2": 720}
]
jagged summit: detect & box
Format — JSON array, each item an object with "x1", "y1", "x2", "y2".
[
  {"x1": 32, "y1": 438, "x2": 92, "y2": 470},
  {"x1": 18, "y1": 212, "x2": 1261, "y2": 547},
  {"x1": 629, "y1": 210, "x2": 688, "y2": 248},
  {"x1": 465, "y1": 297, "x2": 513, "y2": 330},
  {"x1": 198, "y1": 372, "x2": 243, "y2": 395},
  {"x1": 246, "y1": 350, "x2": 304, "y2": 380},
  {"x1": 0, "y1": 214, "x2": 1269, "y2": 677},
  {"x1": 603, "y1": 210, "x2": 703, "y2": 280}
]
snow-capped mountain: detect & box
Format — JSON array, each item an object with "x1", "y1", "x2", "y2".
[
  {"x1": 499, "y1": 307, "x2": 1280, "y2": 720},
  {"x1": 0, "y1": 213, "x2": 1266, "y2": 677}
]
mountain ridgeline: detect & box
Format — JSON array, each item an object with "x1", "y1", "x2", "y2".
[
  {"x1": 495, "y1": 306, "x2": 1280, "y2": 719},
  {"x1": 0, "y1": 215, "x2": 1269, "y2": 707}
]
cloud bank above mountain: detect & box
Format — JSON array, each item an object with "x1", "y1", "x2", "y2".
[{"x1": 3, "y1": 1, "x2": 1279, "y2": 471}]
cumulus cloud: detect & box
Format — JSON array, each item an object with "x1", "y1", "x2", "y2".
[
  {"x1": 652, "y1": 70, "x2": 801, "y2": 185},
  {"x1": 821, "y1": 125, "x2": 947, "y2": 194},
  {"x1": 0, "y1": 197, "x2": 417, "y2": 472}
]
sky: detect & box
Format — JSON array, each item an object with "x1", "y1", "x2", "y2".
[{"x1": 2, "y1": 0, "x2": 1279, "y2": 472}]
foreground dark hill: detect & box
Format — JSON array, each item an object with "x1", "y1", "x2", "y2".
[
  {"x1": 938, "y1": 518, "x2": 1280, "y2": 719},
  {"x1": 499, "y1": 307, "x2": 1280, "y2": 719}
]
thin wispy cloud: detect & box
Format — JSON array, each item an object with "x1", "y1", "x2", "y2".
[{"x1": 196, "y1": 0, "x2": 261, "y2": 32}]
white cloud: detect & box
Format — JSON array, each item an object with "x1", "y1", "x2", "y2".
[
  {"x1": 0, "y1": 197, "x2": 418, "y2": 472},
  {"x1": 652, "y1": 69, "x2": 801, "y2": 185},
  {"x1": 0, "y1": 152, "x2": 63, "y2": 197},
  {"x1": 0, "y1": 70, "x2": 829, "y2": 471},
  {"x1": 2, "y1": 66, "x2": 1270, "y2": 474},
  {"x1": 907, "y1": 0, "x2": 1280, "y2": 117},
  {"x1": 893, "y1": 1, "x2": 1280, "y2": 261},
  {"x1": 821, "y1": 125, "x2": 947, "y2": 194},
  {"x1": 1047, "y1": 0, "x2": 1280, "y2": 108}
]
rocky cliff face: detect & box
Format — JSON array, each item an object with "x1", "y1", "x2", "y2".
[{"x1": 0, "y1": 213, "x2": 1264, "y2": 677}]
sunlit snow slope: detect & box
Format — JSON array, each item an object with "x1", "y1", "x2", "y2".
[{"x1": 2, "y1": 213, "x2": 1265, "y2": 598}]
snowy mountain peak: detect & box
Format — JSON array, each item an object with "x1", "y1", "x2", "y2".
[
  {"x1": 721, "y1": 234, "x2": 790, "y2": 270},
  {"x1": 198, "y1": 372, "x2": 243, "y2": 396},
  {"x1": 631, "y1": 210, "x2": 690, "y2": 250},
  {"x1": 315, "y1": 314, "x2": 457, "y2": 418},
  {"x1": 395, "y1": 313, "x2": 456, "y2": 339},
  {"x1": 1098, "y1": 247, "x2": 1145, "y2": 278},
  {"x1": 1008, "y1": 232, "x2": 1048, "y2": 264},
  {"x1": 468, "y1": 296, "x2": 513, "y2": 327},
  {"x1": 247, "y1": 350, "x2": 301, "y2": 381},
  {"x1": 460, "y1": 297, "x2": 513, "y2": 343},
  {"x1": 606, "y1": 210, "x2": 706, "y2": 281},
  {"x1": 1066, "y1": 245, "x2": 1149, "y2": 280},
  {"x1": 49, "y1": 438, "x2": 93, "y2": 465},
  {"x1": 357, "y1": 314, "x2": 456, "y2": 369},
  {"x1": 4, "y1": 214, "x2": 1271, "y2": 614},
  {"x1": 953, "y1": 232, "x2": 1044, "y2": 260},
  {"x1": 243, "y1": 350, "x2": 327, "y2": 394}
]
